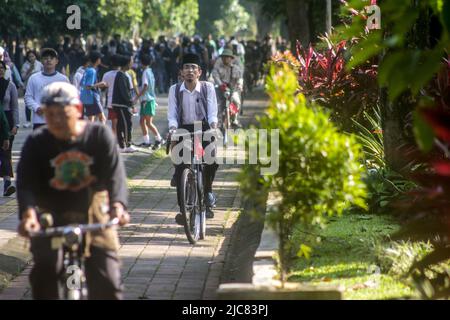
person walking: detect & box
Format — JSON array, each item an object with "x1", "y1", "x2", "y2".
[
  {"x1": 101, "y1": 54, "x2": 120, "y2": 135},
  {"x1": 111, "y1": 55, "x2": 136, "y2": 153},
  {"x1": 0, "y1": 60, "x2": 19, "y2": 196},
  {"x1": 79, "y1": 51, "x2": 106, "y2": 124},
  {"x1": 134, "y1": 54, "x2": 164, "y2": 149},
  {"x1": 24, "y1": 48, "x2": 69, "y2": 130},
  {"x1": 21, "y1": 50, "x2": 43, "y2": 128}
]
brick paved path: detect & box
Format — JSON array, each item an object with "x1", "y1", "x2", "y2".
[{"x1": 0, "y1": 90, "x2": 266, "y2": 300}]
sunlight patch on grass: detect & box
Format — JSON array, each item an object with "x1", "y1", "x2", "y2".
[{"x1": 289, "y1": 213, "x2": 416, "y2": 299}]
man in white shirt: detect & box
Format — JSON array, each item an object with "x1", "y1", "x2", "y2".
[
  {"x1": 24, "y1": 48, "x2": 69, "y2": 130},
  {"x1": 167, "y1": 53, "x2": 219, "y2": 222}
]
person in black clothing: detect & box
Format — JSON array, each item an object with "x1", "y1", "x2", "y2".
[
  {"x1": 55, "y1": 44, "x2": 69, "y2": 76},
  {"x1": 113, "y1": 34, "x2": 128, "y2": 55},
  {"x1": 167, "y1": 53, "x2": 219, "y2": 222},
  {"x1": 68, "y1": 38, "x2": 86, "y2": 79},
  {"x1": 163, "y1": 39, "x2": 181, "y2": 88},
  {"x1": 111, "y1": 55, "x2": 136, "y2": 152},
  {"x1": 0, "y1": 60, "x2": 19, "y2": 196},
  {"x1": 16, "y1": 82, "x2": 130, "y2": 299},
  {"x1": 190, "y1": 35, "x2": 209, "y2": 81}
]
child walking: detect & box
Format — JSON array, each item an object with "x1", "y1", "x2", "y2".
[{"x1": 134, "y1": 54, "x2": 164, "y2": 150}]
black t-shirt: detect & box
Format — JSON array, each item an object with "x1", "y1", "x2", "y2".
[{"x1": 17, "y1": 122, "x2": 128, "y2": 223}]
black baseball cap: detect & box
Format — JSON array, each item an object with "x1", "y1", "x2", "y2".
[{"x1": 40, "y1": 48, "x2": 58, "y2": 59}]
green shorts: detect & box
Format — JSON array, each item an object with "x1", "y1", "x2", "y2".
[{"x1": 140, "y1": 100, "x2": 156, "y2": 117}]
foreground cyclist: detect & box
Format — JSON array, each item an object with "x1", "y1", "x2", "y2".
[
  {"x1": 167, "y1": 53, "x2": 219, "y2": 222},
  {"x1": 16, "y1": 82, "x2": 130, "y2": 300}
]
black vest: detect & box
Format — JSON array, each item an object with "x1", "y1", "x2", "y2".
[{"x1": 175, "y1": 81, "x2": 208, "y2": 126}]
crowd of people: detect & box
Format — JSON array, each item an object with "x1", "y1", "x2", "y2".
[{"x1": 0, "y1": 33, "x2": 288, "y2": 195}]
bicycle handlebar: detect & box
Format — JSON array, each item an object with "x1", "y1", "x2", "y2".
[
  {"x1": 166, "y1": 129, "x2": 221, "y2": 155},
  {"x1": 29, "y1": 217, "x2": 119, "y2": 238}
]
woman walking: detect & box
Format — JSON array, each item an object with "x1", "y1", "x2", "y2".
[
  {"x1": 21, "y1": 50, "x2": 43, "y2": 128},
  {"x1": 0, "y1": 60, "x2": 19, "y2": 196}
]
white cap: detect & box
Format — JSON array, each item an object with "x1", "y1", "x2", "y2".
[{"x1": 41, "y1": 82, "x2": 80, "y2": 106}]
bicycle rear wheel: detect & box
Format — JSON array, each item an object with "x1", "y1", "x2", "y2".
[{"x1": 179, "y1": 168, "x2": 201, "y2": 244}]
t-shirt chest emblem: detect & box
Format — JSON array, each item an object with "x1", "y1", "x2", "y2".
[{"x1": 50, "y1": 151, "x2": 96, "y2": 191}]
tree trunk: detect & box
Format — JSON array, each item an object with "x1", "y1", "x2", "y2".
[
  {"x1": 286, "y1": 0, "x2": 310, "y2": 50},
  {"x1": 252, "y1": 2, "x2": 274, "y2": 41},
  {"x1": 380, "y1": 88, "x2": 413, "y2": 173},
  {"x1": 380, "y1": 4, "x2": 442, "y2": 173},
  {"x1": 326, "y1": 0, "x2": 332, "y2": 34}
]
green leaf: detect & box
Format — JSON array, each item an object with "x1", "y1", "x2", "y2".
[
  {"x1": 346, "y1": 32, "x2": 384, "y2": 70},
  {"x1": 297, "y1": 244, "x2": 312, "y2": 260},
  {"x1": 379, "y1": 200, "x2": 389, "y2": 207},
  {"x1": 413, "y1": 109, "x2": 435, "y2": 152},
  {"x1": 441, "y1": 0, "x2": 450, "y2": 34}
]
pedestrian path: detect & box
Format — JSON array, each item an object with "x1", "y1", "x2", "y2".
[
  {"x1": 0, "y1": 90, "x2": 267, "y2": 300},
  {"x1": 0, "y1": 147, "x2": 242, "y2": 300}
]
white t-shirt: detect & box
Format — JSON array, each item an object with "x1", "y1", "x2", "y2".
[
  {"x1": 101, "y1": 70, "x2": 118, "y2": 109},
  {"x1": 72, "y1": 66, "x2": 86, "y2": 93},
  {"x1": 125, "y1": 72, "x2": 133, "y2": 89},
  {"x1": 24, "y1": 71, "x2": 70, "y2": 124}
]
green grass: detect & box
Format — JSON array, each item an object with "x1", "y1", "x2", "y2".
[{"x1": 288, "y1": 213, "x2": 416, "y2": 300}]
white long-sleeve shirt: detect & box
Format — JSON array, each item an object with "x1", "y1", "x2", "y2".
[
  {"x1": 72, "y1": 66, "x2": 86, "y2": 93},
  {"x1": 101, "y1": 70, "x2": 119, "y2": 109},
  {"x1": 168, "y1": 81, "x2": 218, "y2": 129},
  {"x1": 24, "y1": 71, "x2": 69, "y2": 124}
]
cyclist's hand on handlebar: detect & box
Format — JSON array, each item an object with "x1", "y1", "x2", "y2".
[
  {"x1": 18, "y1": 209, "x2": 40, "y2": 238},
  {"x1": 167, "y1": 127, "x2": 177, "y2": 139},
  {"x1": 109, "y1": 202, "x2": 130, "y2": 226},
  {"x1": 210, "y1": 122, "x2": 218, "y2": 130}
]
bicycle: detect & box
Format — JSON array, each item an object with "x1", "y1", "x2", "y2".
[
  {"x1": 216, "y1": 85, "x2": 239, "y2": 146},
  {"x1": 29, "y1": 214, "x2": 119, "y2": 300},
  {"x1": 167, "y1": 128, "x2": 217, "y2": 244}
]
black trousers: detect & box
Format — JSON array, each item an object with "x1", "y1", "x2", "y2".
[
  {"x1": 25, "y1": 105, "x2": 31, "y2": 122},
  {"x1": 114, "y1": 107, "x2": 132, "y2": 149},
  {"x1": 173, "y1": 123, "x2": 219, "y2": 203},
  {"x1": 0, "y1": 111, "x2": 15, "y2": 178},
  {"x1": 29, "y1": 237, "x2": 123, "y2": 300}
]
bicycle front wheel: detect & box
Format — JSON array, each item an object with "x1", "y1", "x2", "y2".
[
  {"x1": 223, "y1": 107, "x2": 230, "y2": 146},
  {"x1": 179, "y1": 168, "x2": 201, "y2": 244}
]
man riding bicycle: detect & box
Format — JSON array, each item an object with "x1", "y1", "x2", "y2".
[
  {"x1": 167, "y1": 53, "x2": 219, "y2": 222},
  {"x1": 16, "y1": 82, "x2": 130, "y2": 300},
  {"x1": 211, "y1": 49, "x2": 244, "y2": 128}
]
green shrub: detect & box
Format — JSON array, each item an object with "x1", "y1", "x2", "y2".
[
  {"x1": 351, "y1": 106, "x2": 417, "y2": 214},
  {"x1": 239, "y1": 64, "x2": 367, "y2": 284},
  {"x1": 374, "y1": 240, "x2": 434, "y2": 276}
]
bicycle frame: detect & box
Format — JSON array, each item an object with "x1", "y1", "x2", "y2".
[
  {"x1": 168, "y1": 130, "x2": 207, "y2": 243},
  {"x1": 222, "y1": 89, "x2": 232, "y2": 146},
  {"x1": 29, "y1": 217, "x2": 119, "y2": 300}
]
